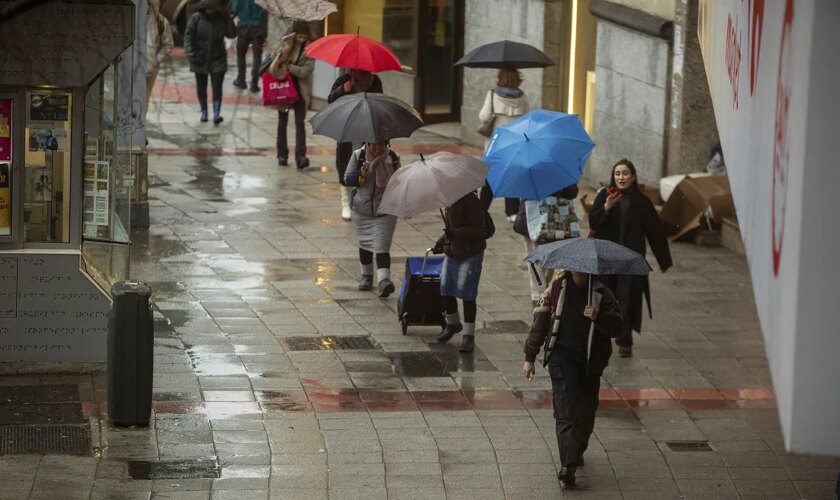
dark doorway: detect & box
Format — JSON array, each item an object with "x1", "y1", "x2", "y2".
[{"x1": 416, "y1": 0, "x2": 463, "y2": 124}]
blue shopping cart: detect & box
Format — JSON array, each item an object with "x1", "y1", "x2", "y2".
[{"x1": 397, "y1": 249, "x2": 446, "y2": 335}]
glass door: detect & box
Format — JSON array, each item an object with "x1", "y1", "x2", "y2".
[
  {"x1": 417, "y1": 0, "x2": 463, "y2": 123},
  {"x1": 0, "y1": 97, "x2": 13, "y2": 240}
]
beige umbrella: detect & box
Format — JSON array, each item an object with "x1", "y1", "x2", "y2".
[{"x1": 256, "y1": 0, "x2": 337, "y2": 20}]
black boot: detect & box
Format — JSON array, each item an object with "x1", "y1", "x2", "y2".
[
  {"x1": 558, "y1": 466, "x2": 576, "y2": 487},
  {"x1": 358, "y1": 275, "x2": 373, "y2": 291},
  {"x1": 233, "y1": 76, "x2": 247, "y2": 89},
  {"x1": 437, "y1": 323, "x2": 462, "y2": 343},
  {"x1": 459, "y1": 335, "x2": 475, "y2": 353}
]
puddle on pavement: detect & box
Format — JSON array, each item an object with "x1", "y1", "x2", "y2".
[
  {"x1": 389, "y1": 349, "x2": 496, "y2": 377},
  {"x1": 127, "y1": 458, "x2": 220, "y2": 480},
  {"x1": 186, "y1": 351, "x2": 247, "y2": 376}
]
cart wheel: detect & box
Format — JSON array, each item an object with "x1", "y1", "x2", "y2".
[{"x1": 400, "y1": 318, "x2": 408, "y2": 335}]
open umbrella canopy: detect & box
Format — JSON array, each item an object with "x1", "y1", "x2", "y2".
[
  {"x1": 525, "y1": 238, "x2": 652, "y2": 275},
  {"x1": 309, "y1": 93, "x2": 423, "y2": 144},
  {"x1": 255, "y1": 0, "x2": 336, "y2": 20},
  {"x1": 305, "y1": 34, "x2": 402, "y2": 73},
  {"x1": 483, "y1": 109, "x2": 594, "y2": 200},
  {"x1": 378, "y1": 152, "x2": 489, "y2": 218},
  {"x1": 454, "y1": 40, "x2": 555, "y2": 69}
]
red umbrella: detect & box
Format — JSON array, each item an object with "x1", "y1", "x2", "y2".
[{"x1": 305, "y1": 34, "x2": 402, "y2": 73}]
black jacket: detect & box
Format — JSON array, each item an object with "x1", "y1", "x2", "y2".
[
  {"x1": 589, "y1": 188, "x2": 672, "y2": 333},
  {"x1": 184, "y1": 10, "x2": 236, "y2": 74},
  {"x1": 435, "y1": 193, "x2": 487, "y2": 261},
  {"x1": 524, "y1": 275, "x2": 622, "y2": 376}
]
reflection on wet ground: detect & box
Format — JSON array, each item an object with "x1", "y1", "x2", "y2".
[
  {"x1": 127, "y1": 458, "x2": 220, "y2": 480},
  {"x1": 389, "y1": 349, "x2": 496, "y2": 377}
]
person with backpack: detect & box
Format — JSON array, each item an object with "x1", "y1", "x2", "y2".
[
  {"x1": 523, "y1": 271, "x2": 623, "y2": 487},
  {"x1": 343, "y1": 142, "x2": 401, "y2": 298},
  {"x1": 432, "y1": 191, "x2": 489, "y2": 353}
]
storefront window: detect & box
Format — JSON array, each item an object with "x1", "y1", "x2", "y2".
[
  {"x1": 340, "y1": 0, "x2": 416, "y2": 71},
  {"x1": 81, "y1": 57, "x2": 133, "y2": 291},
  {"x1": 0, "y1": 98, "x2": 12, "y2": 237},
  {"x1": 23, "y1": 91, "x2": 72, "y2": 243}
]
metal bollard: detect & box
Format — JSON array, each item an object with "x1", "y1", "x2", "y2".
[{"x1": 107, "y1": 281, "x2": 154, "y2": 427}]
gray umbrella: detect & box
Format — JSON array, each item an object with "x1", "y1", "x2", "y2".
[
  {"x1": 454, "y1": 40, "x2": 555, "y2": 69},
  {"x1": 524, "y1": 238, "x2": 651, "y2": 276},
  {"x1": 525, "y1": 238, "x2": 651, "y2": 370},
  {"x1": 309, "y1": 93, "x2": 424, "y2": 144}
]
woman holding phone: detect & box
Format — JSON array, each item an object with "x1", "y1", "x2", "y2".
[{"x1": 588, "y1": 159, "x2": 672, "y2": 357}]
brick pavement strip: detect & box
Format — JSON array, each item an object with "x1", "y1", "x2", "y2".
[{"x1": 1, "y1": 54, "x2": 838, "y2": 500}]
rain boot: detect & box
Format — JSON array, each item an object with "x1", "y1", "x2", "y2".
[
  {"x1": 459, "y1": 323, "x2": 475, "y2": 353},
  {"x1": 340, "y1": 186, "x2": 353, "y2": 221},
  {"x1": 377, "y1": 268, "x2": 394, "y2": 298},
  {"x1": 199, "y1": 101, "x2": 208, "y2": 123},
  {"x1": 212, "y1": 100, "x2": 223, "y2": 124},
  {"x1": 437, "y1": 313, "x2": 462, "y2": 343},
  {"x1": 358, "y1": 263, "x2": 373, "y2": 291}
]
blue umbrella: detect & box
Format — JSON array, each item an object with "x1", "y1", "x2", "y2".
[{"x1": 482, "y1": 109, "x2": 595, "y2": 200}]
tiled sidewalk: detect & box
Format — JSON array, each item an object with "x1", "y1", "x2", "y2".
[{"x1": 0, "y1": 53, "x2": 837, "y2": 500}]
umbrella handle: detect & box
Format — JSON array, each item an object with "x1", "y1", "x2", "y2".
[{"x1": 530, "y1": 263, "x2": 542, "y2": 287}]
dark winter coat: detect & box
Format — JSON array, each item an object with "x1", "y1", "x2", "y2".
[
  {"x1": 184, "y1": 10, "x2": 236, "y2": 74},
  {"x1": 328, "y1": 73, "x2": 384, "y2": 183},
  {"x1": 435, "y1": 193, "x2": 487, "y2": 261},
  {"x1": 588, "y1": 188, "x2": 672, "y2": 334},
  {"x1": 524, "y1": 274, "x2": 622, "y2": 376}
]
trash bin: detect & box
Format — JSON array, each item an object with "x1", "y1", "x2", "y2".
[{"x1": 108, "y1": 281, "x2": 154, "y2": 427}]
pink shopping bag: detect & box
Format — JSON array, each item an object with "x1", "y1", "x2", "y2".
[{"x1": 261, "y1": 73, "x2": 300, "y2": 106}]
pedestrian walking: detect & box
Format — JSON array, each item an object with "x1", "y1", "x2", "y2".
[
  {"x1": 344, "y1": 142, "x2": 400, "y2": 298},
  {"x1": 513, "y1": 184, "x2": 580, "y2": 304},
  {"x1": 523, "y1": 271, "x2": 623, "y2": 487},
  {"x1": 229, "y1": 0, "x2": 267, "y2": 92},
  {"x1": 478, "y1": 66, "x2": 530, "y2": 221},
  {"x1": 329, "y1": 70, "x2": 383, "y2": 220},
  {"x1": 588, "y1": 159, "x2": 672, "y2": 357},
  {"x1": 184, "y1": 0, "x2": 236, "y2": 124},
  {"x1": 146, "y1": 0, "x2": 174, "y2": 106},
  {"x1": 270, "y1": 21, "x2": 314, "y2": 169},
  {"x1": 433, "y1": 191, "x2": 487, "y2": 353}
]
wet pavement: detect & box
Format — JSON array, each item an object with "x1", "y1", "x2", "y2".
[{"x1": 0, "y1": 52, "x2": 838, "y2": 499}]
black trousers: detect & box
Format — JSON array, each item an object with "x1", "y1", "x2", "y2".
[
  {"x1": 335, "y1": 142, "x2": 354, "y2": 185},
  {"x1": 236, "y1": 24, "x2": 266, "y2": 83},
  {"x1": 277, "y1": 98, "x2": 307, "y2": 160},
  {"x1": 549, "y1": 355, "x2": 601, "y2": 467},
  {"x1": 195, "y1": 72, "x2": 224, "y2": 106}
]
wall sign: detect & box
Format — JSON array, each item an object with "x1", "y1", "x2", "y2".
[{"x1": 29, "y1": 94, "x2": 70, "y2": 122}]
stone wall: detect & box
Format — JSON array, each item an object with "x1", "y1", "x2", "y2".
[
  {"x1": 460, "y1": 0, "x2": 549, "y2": 147},
  {"x1": 608, "y1": 0, "x2": 674, "y2": 20},
  {"x1": 589, "y1": 21, "x2": 670, "y2": 186},
  {"x1": 666, "y1": 0, "x2": 718, "y2": 175}
]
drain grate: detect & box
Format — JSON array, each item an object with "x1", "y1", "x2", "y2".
[
  {"x1": 128, "y1": 458, "x2": 221, "y2": 479},
  {"x1": 283, "y1": 336, "x2": 376, "y2": 351},
  {"x1": 0, "y1": 384, "x2": 80, "y2": 404},
  {"x1": 666, "y1": 441, "x2": 713, "y2": 452},
  {"x1": 481, "y1": 320, "x2": 531, "y2": 334},
  {"x1": 0, "y1": 403, "x2": 86, "y2": 425},
  {"x1": 0, "y1": 425, "x2": 91, "y2": 455}
]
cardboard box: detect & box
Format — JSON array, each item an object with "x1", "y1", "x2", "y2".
[
  {"x1": 638, "y1": 183, "x2": 661, "y2": 205},
  {"x1": 658, "y1": 175, "x2": 734, "y2": 240}
]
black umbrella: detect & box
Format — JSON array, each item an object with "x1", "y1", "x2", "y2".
[
  {"x1": 309, "y1": 93, "x2": 424, "y2": 143},
  {"x1": 454, "y1": 40, "x2": 555, "y2": 69},
  {"x1": 524, "y1": 238, "x2": 651, "y2": 276}
]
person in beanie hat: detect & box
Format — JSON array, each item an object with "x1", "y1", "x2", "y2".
[{"x1": 184, "y1": 0, "x2": 236, "y2": 124}]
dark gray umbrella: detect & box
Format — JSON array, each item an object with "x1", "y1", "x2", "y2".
[
  {"x1": 454, "y1": 40, "x2": 555, "y2": 69},
  {"x1": 525, "y1": 238, "x2": 651, "y2": 369},
  {"x1": 524, "y1": 238, "x2": 651, "y2": 276},
  {"x1": 309, "y1": 93, "x2": 424, "y2": 143}
]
